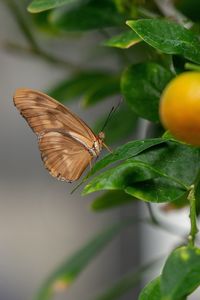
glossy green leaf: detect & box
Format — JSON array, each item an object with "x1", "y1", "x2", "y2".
[
  {"x1": 49, "y1": 0, "x2": 124, "y2": 31},
  {"x1": 91, "y1": 190, "x2": 136, "y2": 211},
  {"x1": 160, "y1": 192, "x2": 189, "y2": 212},
  {"x1": 161, "y1": 246, "x2": 200, "y2": 299},
  {"x1": 125, "y1": 141, "x2": 200, "y2": 202},
  {"x1": 84, "y1": 141, "x2": 200, "y2": 203},
  {"x1": 83, "y1": 158, "x2": 188, "y2": 202},
  {"x1": 121, "y1": 62, "x2": 173, "y2": 122},
  {"x1": 94, "y1": 259, "x2": 160, "y2": 300},
  {"x1": 82, "y1": 76, "x2": 120, "y2": 107},
  {"x1": 28, "y1": 0, "x2": 77, "y2": 13},
  {"x1": 86, "y1": 138, "x2": 168, "y2": 178},
  {"x1": 127, "y1": 19, "x2": 200, "y2": 64},
  {"x1": 35, "y1": 218, "x2": 138, "y2": 300},
  {"x1": 47, "y1": 72, "x2": 116, "y2": 103},
  {"x1": 125, "y1": 178, "x2": 186, "y2": 203},
  {"x1": 104, "y1": 30, "x2": 141, "y2": 49},
  {"x1": 133, "y1": 141, "x2": 200, "y2": 187},
  {"x1": 93, "y1": 103, "x2": 137, "y2": 145},
  {"x1": 83, "y1": 160, "x2": 161, "y2": 195},
  {"x1": 139, "y1": 277, "x2": 161, "y2": 300}
]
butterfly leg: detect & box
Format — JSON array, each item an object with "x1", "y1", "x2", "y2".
[
  {"x1": 89, "y1": 160, "x2": 93, "y2": 170},
  {"x1": 103, "y1": 142, "x2": 113, "y2": 153}
]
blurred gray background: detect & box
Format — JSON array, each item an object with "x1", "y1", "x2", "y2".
[
  {"x1": 0, "y1": 3, "x2": 140, "y2": 300},
  {"x1": 2, "y1": 2, "x2": 199, "y2": 300}
]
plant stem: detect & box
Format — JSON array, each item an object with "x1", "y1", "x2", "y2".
[
  {"x1": 188, "y1": 185, "x2": 199, "y2": 246},
  {"x1": 146, "y1": 203, "x2": 159, "y2": 225},
  {"x1": 4, "y1": 41, "x2": 82, "y2": 71},
  {"x1": 154, "y1": 0, "x2": 193, "y2": 28},
  {"x1": 185, "y1": 63, "x2": 200, "y2": 72},
  {"x1": 4, "y1": 0, "x2": 40, "y2": 50},
  {"x1": 3, "y1": 0, "x2": 82, "y2": 71}
]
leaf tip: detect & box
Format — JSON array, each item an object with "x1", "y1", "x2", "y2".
[
  {"x1": 27, "y1": 5, "x2": 40, "y2": 13},
  {"x1": 27, "y1": 4, "x2": 33, "y2": 13},
  {"x1": 126, "y1": 20, "x2": 135, "y2": 27}
]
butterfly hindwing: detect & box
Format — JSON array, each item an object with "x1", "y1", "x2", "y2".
[{"x1": 39, "y1": 131, "x2": 92, "y2": 182}]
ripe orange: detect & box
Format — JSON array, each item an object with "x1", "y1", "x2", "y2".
[{"x1": 159, "y1": 72, "x2": 200, "y2": 146}]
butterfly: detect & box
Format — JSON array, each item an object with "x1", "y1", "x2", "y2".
[{"x1": 13, "y1": 88, "x2": 110, "y2": 182}]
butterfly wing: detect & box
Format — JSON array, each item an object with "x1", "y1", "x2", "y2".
[
  {"x1": 39, "y1": 131, "x2": 92, "y2": 182},
  {"x1": 13, "y1": 88, "x2": 96, "y2": 149}
]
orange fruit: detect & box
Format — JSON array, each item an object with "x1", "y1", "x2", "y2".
[{"x1": 159, "y1": 72, "x2": 200, "y2": 146}]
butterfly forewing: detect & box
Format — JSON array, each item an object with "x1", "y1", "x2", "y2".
[
  {"x1": 13, "y1": 89, "x2": 96, "y2": 149},
  {"x1": 13, "y1": 88, "x2": 103, "y2": 182}
]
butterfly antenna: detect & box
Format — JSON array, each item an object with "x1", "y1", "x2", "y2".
[
  {"x1": 72, "y1": 98, "x2": 124, "y2": 194},
  {"x1": 101, "y1": 97, "x2": 123, "y2": 132},
  {"x1": 101, "y1": 106, "x2": 115, "y2": 132}
]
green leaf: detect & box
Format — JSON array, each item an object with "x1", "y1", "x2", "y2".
[
  {"x1": 125, "y1": 178, "x2": 187, "y2": 203},
  {"x1": 86, "y1": 138, "x2": 168, "y2": 178},
  {"x1": 160, "y1": 193, "x2": 189, "y2": 212},
  {"x1": 47, "y1": 72, "x2": 116, "y2": 103},
  {"x1": 35, "y1": 218, "x2": 138, "y2": 300},
  {"x1": 28, "y1": 0, "x2": 78, "y2": 13},
  {"x1": 49, "y1": 0, "x2": 125, "y2": 31},
  {"x1": 127, "y1": 19, "x2": 200, "y2": 64},
  {"x1": 104, "y1": 30, "x2": 141, "y2": 49},
  {"x1": 84, "y1": 141, "x2": 200, "y2": 203},
  {"x1": 84, "y1": 158, "x2": 188, "y2": 203},
  {"x1": 133, "y1": 141, "x2": 200, "y2": 188},
  {"x1": 125, "y1": 141, "x2": 200, "y2": 202},
  {"x1": 91, "y1": 190, "x2": 136, "y2": 211},
  {"x1": 93, "y1": 103, "x2": 137, "y2": 144},
  {"x1": 94, "y1": 259, "x2": 160, "y2": 300},
  {"x1": 82, "y1": 75, "x2": 120, "y2": 107},
  {"x1": 83, "y1": 160, "x2": 162, "y2": 195},
  {"x1": 121, "y1": 62, "x2": 173, "y2": 122},
  {"x1": 139, "y1": 277, "x2": 162, "y2": 300},
  {"x1": 161, "y1": 246, "x2": 200, "y2": 299}
]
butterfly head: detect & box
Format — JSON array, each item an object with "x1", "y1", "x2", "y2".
[
  {"x1": 98, "y1": 131, "x2": 105, "y2": 141},
  {"x1": 91, "y1": 132, "x2": 105, "y2": 157}
]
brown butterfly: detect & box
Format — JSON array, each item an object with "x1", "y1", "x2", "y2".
[{"x1": 13, "y1": 88, "x2": 110, "y2": 182}]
